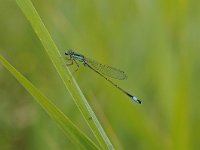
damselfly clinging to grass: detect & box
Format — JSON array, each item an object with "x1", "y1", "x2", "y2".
[{"x1": 65, "y1": 50, "x2": 141, "y2": 104}]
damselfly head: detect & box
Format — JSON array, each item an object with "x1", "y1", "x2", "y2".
[{"x1": 65, "y1": 49, "x2": 74, "y2": 56}]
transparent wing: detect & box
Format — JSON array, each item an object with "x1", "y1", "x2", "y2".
[{"x1": 85, "y1": 57, "x2": 127, "y2": 80}]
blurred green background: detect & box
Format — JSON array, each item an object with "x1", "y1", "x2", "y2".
[{"x1": 1, "y1": 0, "x2": 200, "y2": 149}]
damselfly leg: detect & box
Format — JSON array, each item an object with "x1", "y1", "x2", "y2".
[{"x1": 65, "y1": 53, "x2": 80, "y2": 74}]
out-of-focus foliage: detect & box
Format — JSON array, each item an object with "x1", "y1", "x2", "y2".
[{"x1": 0, "y1": 0, "x2": 200, "y2": 149}]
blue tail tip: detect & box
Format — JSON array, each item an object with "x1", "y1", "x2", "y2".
[{"x1": 132, "y1": 96, "x2": 142, "y2": 104}]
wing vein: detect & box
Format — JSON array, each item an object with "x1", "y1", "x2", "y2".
[{"x1": 85, "y1": 58, "x2": 127, "y2": 80}]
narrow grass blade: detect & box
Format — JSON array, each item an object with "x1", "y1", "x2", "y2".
[
  {"x1": 0, "y1": 55, "x2": 99, "y2": 150},
  {"x1": 15, "y1": 0, "x2": 114, "y2": 149}
]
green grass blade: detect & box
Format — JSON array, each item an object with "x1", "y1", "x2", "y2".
[
  {"x1": 15, "y1": 0, "x2": 113, "y2": 149},
  {"x1": 0, "y1": 55, "x2": 99, "y2": 150}
]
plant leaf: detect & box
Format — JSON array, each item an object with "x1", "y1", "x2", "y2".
[
  {"x1": 0, "y1": 55, "x2": 99, "y2": 150},
  {"x1": 15, "y1": 0, "x2": 114, "y2": 149}
]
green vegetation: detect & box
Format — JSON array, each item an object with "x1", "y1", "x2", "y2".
[{"x1": 0, "y1": 0, "x2": 200, "y2": 149}]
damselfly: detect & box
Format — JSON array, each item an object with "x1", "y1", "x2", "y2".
[{"x1": 65, "y1": 50, "x2": 141, "y2": 104}]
